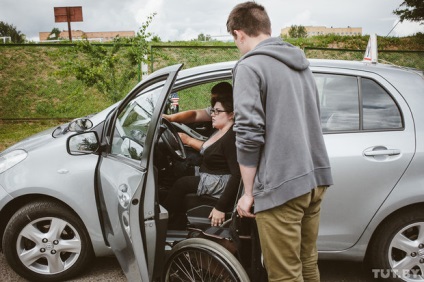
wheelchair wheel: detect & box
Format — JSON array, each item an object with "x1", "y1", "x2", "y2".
[{"x1": 163, "y1": 238, "x2": 250, "y2": 282}]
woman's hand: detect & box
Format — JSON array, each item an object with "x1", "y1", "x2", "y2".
[
  {"x1": 178, "y1": 132, "x2": 191, "y2": 145},
  {"x1": 209, "y1": 208, "x2": 225, "y2": 226},
  {"x1": 177, "y1": 132, "x2": 204, "y2": 151}
]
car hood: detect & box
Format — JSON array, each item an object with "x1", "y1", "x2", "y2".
[
  {"x1": 0, "y1": 126, "x2": 59, "y2": 155},
  {"x1": 1, "y1": 102, "x2": 118, "y2": 156}
]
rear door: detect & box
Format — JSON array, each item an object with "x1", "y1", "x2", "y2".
[
  {"x1": 314, "y1": 68, "x2": 415, "y2": 251},
  {"x1": 96, "y1": 64, "x2": 182, "y2": 281}
]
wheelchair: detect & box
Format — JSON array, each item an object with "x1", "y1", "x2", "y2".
[
  {"x1": 156, "y1": 119, "x2": 267, "y2": 281},
  {"x1": 162, "y1": 186, "x2": 268, "y2": 282}
]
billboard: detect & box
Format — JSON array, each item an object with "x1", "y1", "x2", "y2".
[{"x1": 54, "y1": 6, "x2": 83, "y2": 23}]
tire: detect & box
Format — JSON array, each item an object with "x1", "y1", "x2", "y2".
[
  {"x1": 163, "y1": 238, "x2": 250, "y2": 282},
  {"x1": 2, "y1": 200, "x2": 94, "y2": 282},
  {"x1": 368, "y1": 207, "x2": 424, "y2": 282}
]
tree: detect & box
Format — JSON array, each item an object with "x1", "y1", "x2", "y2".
[
  {"x1": 0, "y1": 21, "x2": 25, "y2": 43},
  {"x1": 198, "y1": 33, "x2": 206, "y2": 41},
  {"x1": 197, "y1": 33, "x2": 212, "y2": 41},
  {"x1": 288, "y1": 25, "x2": 308, "y2": 38},
  {"x1": 61, "y1": 14, "x2": 156, "y2": 102},
  {"x1": 393, "y1": 0, "x2": 424, "y2": 23},
  {"x1": 47, "y1": 28, "x2": 61, "y2": 40},
  {"x1": 151, "y1": 35, "x2": 161, "y2": 42}
]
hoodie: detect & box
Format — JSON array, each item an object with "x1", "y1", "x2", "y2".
[{"x1": 232, "y1": 37, "x2": 333, "y2": 213}]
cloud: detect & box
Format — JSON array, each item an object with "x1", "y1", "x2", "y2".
[{"x1": 0, "y1": 0, "x2": 421, "y2": 42}]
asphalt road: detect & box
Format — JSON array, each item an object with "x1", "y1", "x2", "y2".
[
  {"x1": 0, "y1": 254, "x2": 126, "y2": 282},
  {"x1": 1, "y1": 252, "x2": 375, "y2": 282}
]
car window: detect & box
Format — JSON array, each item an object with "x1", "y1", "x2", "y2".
[
  {"x1": 361, "y1": 78, "x2": 402, "y2": 130},
  {"x1": 315, "y1": 74, "x2": 359, "y2": 132},
  {"x1": 111, "y1": 88, "x2": 162, "y2": 160},
  {"x1": 315, "y1": 73, "x2": 403, "y2": 133},
  {"x1": 173, "y1": 81, "x2": 221, "y2": 111}
]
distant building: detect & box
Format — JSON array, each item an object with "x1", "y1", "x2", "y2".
[
  {"x1": 39, "y1": 30, "x2": 135, "y2": 42},
  {"x1": 281, "y1": 26, "x2": 362, "y2": 37}
]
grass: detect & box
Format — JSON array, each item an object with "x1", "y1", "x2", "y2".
[
  {"x1": 1, "y1": 35, "x2": 423, "y2": 152},
  {"x1": 0, "y1": 120, "x2": 63, "y2": 151},
  {"x1": 0, "y1": 46, "x2": 115, "y2": 119}
]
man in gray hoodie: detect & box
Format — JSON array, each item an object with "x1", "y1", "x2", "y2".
[{"x1": 227, "y1": 2, "x2": 333, "y2": 281}]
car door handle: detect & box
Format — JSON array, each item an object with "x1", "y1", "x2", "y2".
[{"x1": 364, "y1": 149, "x2": 401, "y2": 156}]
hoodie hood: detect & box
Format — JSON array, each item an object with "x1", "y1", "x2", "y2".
[{"x1": 240, "y1": 37, "x2": 309, "y2": 71}]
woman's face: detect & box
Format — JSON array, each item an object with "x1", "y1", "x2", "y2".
[{"x1": 211, "y1": 102, "x2": 234, "y2": 129}]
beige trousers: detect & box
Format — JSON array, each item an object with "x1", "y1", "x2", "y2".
[{"x1": 256, "y1": 186, "x2": 327, "y2": 282}]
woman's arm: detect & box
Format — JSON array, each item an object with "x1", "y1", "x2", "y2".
[{"x1": 178, "y1": 133, "x2": 204, "y2": 152}]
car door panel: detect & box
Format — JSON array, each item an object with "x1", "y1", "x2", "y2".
[
  {"x1": 315, "y1": 70, "x2": 415, "y2": 251},
  {"x1": 98, "y1": 156, "x2": 148, "y2": 281},
  {"x1": 97, "y1": 64, "x2": 183, "y2": 281},
  {"x1": 319, "y1": 130, "x2": 414, "y2": 250}
]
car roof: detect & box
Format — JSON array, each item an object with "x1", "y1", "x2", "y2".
[
  {"x1": 177, "y1": 59, "x2": 423, "y2": 80},
  {"x1": 310, "y1": 59, "x2": 423, "y2": 77}
]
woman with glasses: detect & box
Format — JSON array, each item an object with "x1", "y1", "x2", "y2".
[{"x1": 162, "y1": 82, "x2": 241, "y2": 230}]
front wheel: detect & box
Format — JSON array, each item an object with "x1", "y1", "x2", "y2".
[
  {"x1": 163, "y1": 238, "x2": 250, "y2": 282},
  {"x1": 368, "y1": 207, "x2": 424, "y2": 282},
  {"x1": 2, "y1": 200, "x2": 94, "y2": 282}
]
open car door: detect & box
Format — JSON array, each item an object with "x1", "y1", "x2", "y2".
[{"x1": 96, "y1": 64, "x2": 183, "y2": 281}]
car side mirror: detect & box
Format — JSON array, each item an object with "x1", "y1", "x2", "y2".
[
  {"x1": 67, "y1": 132, "x2": 99, "y2": 155},
  {"x1": 68, "y1": 118, "x2": 94, "y2": 133}
]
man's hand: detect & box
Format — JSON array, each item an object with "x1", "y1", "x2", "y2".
[{"x1": 237, "y1": 194, "x2": 255, "y2": 218}]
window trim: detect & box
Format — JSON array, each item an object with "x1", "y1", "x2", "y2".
[{"x1": 313, "y1": 72, "x2": 405, "y2": 134}]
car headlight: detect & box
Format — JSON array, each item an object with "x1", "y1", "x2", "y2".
[{"x1": 0, "y1": 150, "x2": 28, "y2": 174}]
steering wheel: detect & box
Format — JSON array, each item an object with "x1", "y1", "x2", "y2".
[{"x1": 160, "y1": 118, "x2": 187, "y2": 160}]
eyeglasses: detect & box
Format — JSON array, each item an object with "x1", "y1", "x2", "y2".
[{"x1": 209, "y1": 108, "x2": 229, "y2": 115}]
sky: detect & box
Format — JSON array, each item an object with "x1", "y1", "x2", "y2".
[{"x1": 1, "y1": 0, "x2": 423, "y2": 42}]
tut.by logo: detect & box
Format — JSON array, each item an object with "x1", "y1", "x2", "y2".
[{"x1": 372, "y1": 269, "x2": 420, "y2": 279}]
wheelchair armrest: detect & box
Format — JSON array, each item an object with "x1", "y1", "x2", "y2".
[
  {"x1": 186, "y1": 205, "x2": 214, "y2": 229},
  {"x1": 186, "y1": 204, "x2": 233, "y2": 230}
]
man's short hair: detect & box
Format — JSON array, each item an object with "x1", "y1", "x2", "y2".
[
  {"x1": 211, "y1": 81, "x2": 233, "y2": 112},
  {"x1": 226, "y1": 1, "x2": 271, "y2": 38}
]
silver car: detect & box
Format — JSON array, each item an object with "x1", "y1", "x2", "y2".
[{"x1": 0, "y1": 59, "x2": 423, "y2": 282}]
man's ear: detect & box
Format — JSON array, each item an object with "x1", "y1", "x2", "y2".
[{"x1": 233, "y1": 30, "x2": 244, "y2": 41}]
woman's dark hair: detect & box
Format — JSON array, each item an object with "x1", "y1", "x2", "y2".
[
  {"x1": 210, "y1": 82, "x2": 233, "y2": 112},
  {"x1": 226, "y1": 1, "x2": 271, "y2": 37}
]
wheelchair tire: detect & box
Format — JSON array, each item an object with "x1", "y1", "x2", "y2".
[{"x1": 163, "y1": 238, "x2": 250, "y2": 282}]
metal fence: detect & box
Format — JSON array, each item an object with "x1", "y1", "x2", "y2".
[
  {"x1": 149, "y1": 45, "x2": 240, "y2": 72},
  {"x1": 303, "y1": 47, "x2": 424, "y2": 70},
  {"x1": 149, "y1": 45, "x2": 424, "y2": 72}
]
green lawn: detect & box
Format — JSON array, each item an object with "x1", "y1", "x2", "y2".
[{"x1": 0, "y1": 120, "x2": 64, "y2": 151}]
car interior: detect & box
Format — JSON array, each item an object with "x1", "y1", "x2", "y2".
[
  {"x1": 155, "y1": 79, "x2": 238, "y2": 230},
  {"x1": 152, "y1": 79, "x2": 266, "y2": 279}
]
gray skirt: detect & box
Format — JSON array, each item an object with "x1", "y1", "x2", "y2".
[{"x1": 197, "y1": 172, "x2": 231, "y2": 198}]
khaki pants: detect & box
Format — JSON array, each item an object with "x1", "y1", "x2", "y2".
[{"x1": 256, "y1": 186, "x2": 327, "y2": 282}]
